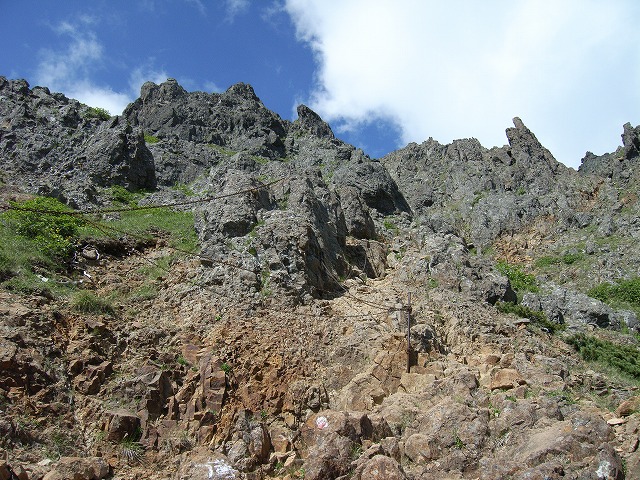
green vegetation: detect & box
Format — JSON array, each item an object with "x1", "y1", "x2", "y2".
[
  {"x1": 495, "y1": 301, "x2": 564, "y2": 334},
  {"x1": 43, "y1": 428, "x2": 77, "y2": 460},
  {"x1": 0, "y1": 197, "x2": 84, "y2": 295},
  {"x1": 588, "y1": 277, "x2": 640, "y2": 314},
  {"x1": 535, "y1": 252, "x2": 585, "y2": 268},
  {"x1": 260, "y1": 269, "x2": 272, "y2": 297},
  {"x1": 350, "y1": 442, "x2": 363, "y2": 459},
  {"x1": 4, "y1": 197, "x2": 84, "y2": 258},
  {"x1": 71, "y1": 290, "x2": 115, "y2": 315},
  {"x1": 1, "y1": 194, "x2": 198, "y2": 298},
  {"x1": 177, "y1": 355, "x2": 189, "y2": 367},
  {"x1": 143, "y1": 133, "x2": 160, "y2": 144},
  {"x1": 453, "y1": 432, "x2": 465, "y2": 449},
  {"x1": 383, "y1": 219, "x2": 399, "y2": 234},
  {"x1": 107, "y1": 185, "x2": 139, "y2": 206},
  {"x1": 567, "y1": 333, "x2": 640, "y2": 382},
  {"x1": 544, "y1": 389, "x2": 577, "y2": 404},
  {"x1": 207, "y1": 143, "x2": 237, "y2": 156},
  {"x1": 83, "y1": 106, "x2": 111, "y2": 121},
  {"x1": 172, "y1": 182, "x2": 195, "y2": 197},
  {"x1": 94, "y1": 207, "x2": 199, "y2": 252},
  {"x1": 119, "y1": 437, "x2": 144, "y2": 464},
  {"x1": 221, "y1": 362, "x2": 232, "y2": 374},
  {"x1": 471, "y1": 191, "x2": 486, "y2": 207},
  {"x1": 496, "y1": 260, "x2": 538, "y2": 294},
  {"x1": 128, "y1": 283, "x2": 159, "y2": 302}
]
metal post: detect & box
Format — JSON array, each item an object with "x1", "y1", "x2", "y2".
[{"x1": 406, "y1": 292, "x2": 412, "y2": 373}]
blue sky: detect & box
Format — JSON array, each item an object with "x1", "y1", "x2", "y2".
[{"x1": 2, "y1": 1, "x2": 639, "y2": 168}]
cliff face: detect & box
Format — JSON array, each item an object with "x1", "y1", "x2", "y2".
[{"x1": 1, "y1": 76, "x2": 640, "y2": 480}]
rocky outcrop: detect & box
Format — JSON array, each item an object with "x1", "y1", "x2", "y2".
[
  {"x1": 3, "y1": 75, "x2": 640, "y2": 479},
  {"x1": 380, "y1": 117, "x2": 585, "y2": 248},
  {"x1": 522, "y1": 285, "x2": 638, "y2": 330},
  {"x1": 0, "y1": 77, "x2": 156, "y2": 207},
  {"x1": 123, "y1": 79, "x2": 288, "y2": 159}
]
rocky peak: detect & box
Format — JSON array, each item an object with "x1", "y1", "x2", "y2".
[
  {"x1": 294, "y1": 104, "x2": 334, "y2": 139},
  {"x1": 505, "y1": 117, "x2": 561, "y2": 174},
  {"x1": 622, "y1": 122, "x2": 640, "y2": 159},
  {"x1": 578, "y1": 122, "x2": 640, "y2": 185},
  {"x1": 139, "y1": 78, "x2": 187, "y2": 103},
  {"x1": 225, "y1": 82, "x2": 260, "y2": 101}
]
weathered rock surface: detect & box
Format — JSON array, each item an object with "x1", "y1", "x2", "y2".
[{"x1": 2, "y1": 75, "x2": 640, "y2": 480}]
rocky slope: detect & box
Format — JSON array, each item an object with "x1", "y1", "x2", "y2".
[{"x1": 1, "y1": 75, "x2": 640, "y2": 479}]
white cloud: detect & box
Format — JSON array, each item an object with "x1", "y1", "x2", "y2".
[
  {"x1": 35, "y1": 21, "x2": 172, "y2": 115},
  {"x1": 225, "y1": 0, "x2": 250, "y2": 20},
  {"x1": 65, "y1": 82, "x2": 131, "y2": 117},
  {"x1": 185, "y1": 0, "x2": 207, "y2": 15},
  {"x1": 129, "y1": 65, "x2": 170, "y2": 97},
  {"x1": 284, "y1": 0, "x2": 640, "y2": 168}
]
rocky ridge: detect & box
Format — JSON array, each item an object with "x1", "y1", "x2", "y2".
[{"x1": 1, "y1": 76, "x2": 640, "y2": 479}]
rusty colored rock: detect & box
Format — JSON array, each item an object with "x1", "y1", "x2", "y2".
[{"x1": 490, "y1": 368, "x2": 526, "y2": 391}]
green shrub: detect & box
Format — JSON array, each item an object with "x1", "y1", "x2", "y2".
[
  {"x1": 588, "y1": 277, "x2": 640, "y2": 310},
  {"x1": 143, "y1": 133, "x2": 160, "y2": 144},
  {"x1": 4, "y1": 197, "x2": 83, "y2": 258},
  {"x1": 535, "y1": 256, "x2": 560, "y2": 268},
  {"x1": 383, "y1": 219, "x2": 399, "y2": 234},
  {"x1": 71, "y1": 290, "x2": 115, "y2": 315},
  {"x1": 84, "y1": 106, "x2": 111, "y2": 121},
  {"x1": 496, "y1": 261, "x2": 539, "y2": 293},
  {"x1": 561, "y1": 252, "x2": 584, "y2": 265},
  {"x1": 567, "y1": 333, "x2": 640, "y2": 381},
  {"x1": 108, "y1": 185, "x2": 137, "y2": 206},
  {"x1": 495, "y1": 301, "x2": 564, "y2": 334}
]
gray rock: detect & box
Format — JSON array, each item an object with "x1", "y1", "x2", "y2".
[{"x1": 521, "y1": 285, "x2": 627, "y2": 329}]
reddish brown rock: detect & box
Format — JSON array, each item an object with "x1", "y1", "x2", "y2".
[
  {"x1": 490, "y1": 368, "x2": 526, "y2": 391},
  {"x1": 103, "y1": 410, "x2": 141, "y2": 442},
  {"x1": 617, "y1": 396, "x2": 640, "y2": 417},
  {"x1": 404, "y1": 433, "x2": 434, "y2": 463},
  {"x1": 42, "y1": 457, "x2": 109, "y2": 480},
  {"x1": 74, "y1": 361, "x2": 112, "y2": 395},
  {"x1": 356, "y1": 454, "x2": 407, "y2": 480}
]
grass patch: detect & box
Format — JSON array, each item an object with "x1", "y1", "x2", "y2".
[
  {"x1": 108, "y1": 208, "x2": 199, "y2": 252},
  {"x1": 567, "y1": 333, "x2": 640, "y2": 382},
  {"x1": 588, "y1": 277, "x2": 640, "y2": 314},
  {"x1": 545, "y1": 389, "x2": 577, "y2": 404},
  {"x1": 495, "y1": 301, "x2": 564, "y2": 334},
  {"x1": 496, "y1": 260, "x2": 538, "y2": 294},
  {"x1": 128, "y1": 283, "x2": 158, "y2": 302},
  {"x1": 1, "y1": 194, "x2": 198, "y2": 298},
  {"x1": 383, "y1": 219, "x2": 399, "y2": 234},
  {"x1": 207, "y1": 144, "x2": 237, "y2": 156},
  {"x1": 0, "y1": 197, "x2": 84, "y2": 296},
  {"x1": 71, "y1": 290, "x2": 115, "y2": 315},
  {"x1": 143, "y1": 133, "x2": 160, "y2": 144},
  {"x1": 535, "y1": 252, "x2": 585, "y2": 268},
  {"x1": 107, "y1": 185, "x2": 139, "y2": 206},
  {"x1": 4, "y1": 197, "x2": 84, "y2": 258}
]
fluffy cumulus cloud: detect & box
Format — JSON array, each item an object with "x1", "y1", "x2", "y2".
[
  {"x1": 34, "y1": 19, "x2": 191, "y2": 117},
  {"x1": 35, "y1": 20, "x2": 132, "y2": 115},
  {"x1": 284, "y1": 0, "x2": 640, "y2": 167}
]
